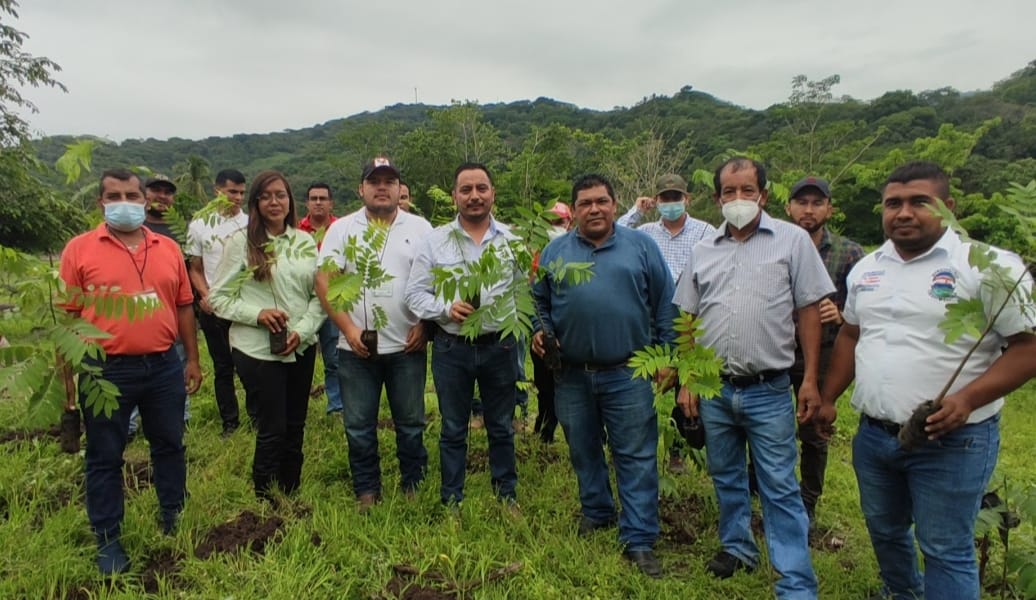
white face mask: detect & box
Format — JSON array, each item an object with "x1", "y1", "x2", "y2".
[
  {"x1": 721, "y1": 197, "x2": 761, "y2": 229},
  {"x1": 547, "y1": 225, "x2": 567, "y2": 241}
]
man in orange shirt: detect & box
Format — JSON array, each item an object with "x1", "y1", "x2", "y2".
[{"x1": 60, "y1": 169, "x2": 202, "y2": 575}]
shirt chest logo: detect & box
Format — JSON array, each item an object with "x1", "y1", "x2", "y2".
[
  {"x1": 856, "y1": 270, "x2": 884, "y2": 292},
  {"x1": 929, "y1": 268, "x2": 958, "y2": 301}
]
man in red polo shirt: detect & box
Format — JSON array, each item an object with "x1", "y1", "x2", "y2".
[
  {"x1": 299, "y1": 182, "x2": 342, "y2": 414},
  {"x1": 60, "y1": 168, "x2": 202, "y2": 575}
]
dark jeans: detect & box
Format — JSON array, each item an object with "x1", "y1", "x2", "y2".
[
  {"x1": 80, "y1": 347, "x2": 186, "y2": 538},
  {"x1": 197, "y1": 309, "x2": 255, "y2": 430},
  {"x1": 431, "y1": 331, "x2": 518, "y2": 504},
  {"x1": 531, "y1": 352, "x2": 558, "y2": 443},
  {"x1": 232, "y1": 347, "x2": 316, "y2": 499},
  {"x1": 338, "y1": 350, "x2": 428, "y2": 496}
]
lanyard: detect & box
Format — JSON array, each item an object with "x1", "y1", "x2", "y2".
[{"x1": 108, "y1": 226, "x2": 149, "y2": 287}]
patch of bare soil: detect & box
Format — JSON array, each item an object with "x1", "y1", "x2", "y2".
[
  {"x1": 810, "y1": 525, "x2": 847, "y2": 552},
  {"x1": 377, "y1": 562, "x2": 523, "y2": 600},
  {"x1": 659, "y1": 494, "x2": 710, "y2": 546},
  {"x1": 140, "y1": 548, "x2": 185, "y2": 593},
  {"x1": 123, "y1": 459, "x2": 152, "y2": 492},
  {"x1": 194, "y1": 511, "x2": 284, "y2": 559},
  {"x1": 0, "y1": 425, "x2": 61, "y2": 444},
  {"x1": 466, "y1": 448, "x2": 489, "y2": 473}
]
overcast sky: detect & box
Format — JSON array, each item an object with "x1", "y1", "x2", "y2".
[{"x1": 15, "y1": 0, "x2": 1036, "y2": 142}]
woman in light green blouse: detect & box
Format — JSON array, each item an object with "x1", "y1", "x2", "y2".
[{"x1": 209, "y1": 170, "x2": 324, "y2": 500}]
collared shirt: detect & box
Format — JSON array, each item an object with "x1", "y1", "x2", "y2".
[
  {"x1": 186, "y1": 211, "x2": 249, "y2": 284},
  {"x1": 298, "y1": 214, "x2": 337, "y2": 250},
  {"x1": 617, "y1": 206, "x2": 717, "y2": 282},
  {"x1": 208, "y1": 228, "x2": 325, "y2": 363},
  {"x1": 404, "y1": 216, "x2": 520, "y2": 336},
  {"x1": 674, "y1": 212, "x2": 835, "y2": 375},
  {"x1": 844, "y1": 229, "x2": 1034, "y2": 425},
  {"x1": 319, "y1": 209, "x2": 433, "y2": 353},
  {"x1": 534, "y1": 226, "x2": 677, "y2": 365},
  {"x1": 60, "y1": 224, "x2": 194, "y2": 355},
  {"x1": 794, "y1": 228, "x2": 865, "y2": 364}
]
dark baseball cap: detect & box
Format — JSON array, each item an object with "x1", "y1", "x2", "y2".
[
  {"x1": 144, "y1": 174, "x2": 177, "y2": 192},
  {"x1": 361, "y1": 157, "x2": 401, "y2": 182},
  {"x1": 789, "y1": 176, "x2": 831, "y2": 199},
  {"x1": 655, "y1": 173, "x2": 688, "y2": 196}
]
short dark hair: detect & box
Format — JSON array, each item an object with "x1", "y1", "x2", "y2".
[
  {"x1": 570, "y1": 174, "x2": 616, "y2": 205},
  {"x1": 399, "y1": 180, "x2": 409, "y2": 189},
  {"x1": 884, "y1": 161, "x2": 950, "y2": 200},
  {"x1": 713, "y1": 157, "x2": 767, "y2": 194},
  {"x1": 98, "y1": 168, "x2": 143, "y2": 197},
  {"x1": 306, "y1": 183, "x2": 332, "y2": 199},
  {"x1": 453, "y1": 162, "x2": 493, "y2": 189},
  {"x1": 215, "y1": 169, "x2": 246, "y2": 187}
]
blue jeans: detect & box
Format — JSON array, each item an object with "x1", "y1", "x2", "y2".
[
  {"x1": 700, "y1": 374, "x2": 817, "y2": 599},
  {"x1": 555, "y1": 365, "x2": 659, "y2": 551},
  {"x1": 338, "y1": 350, "x2": 428, "y2": 496},
  {"x1": 319, "y1": 318, "x2": 342, "y2": 413},
  {"x1": 853, "y1": 413, "x2": 1000, "y2": 600},
  {"x1": 431, "y1": 331, "x2": 517, "y2": 504},
  {"x1": 128, "y1": 340, "x2": 190, "y2": 435},
  {"x1": 81, "y1": 347, "x2": 186, "y2": 538}
]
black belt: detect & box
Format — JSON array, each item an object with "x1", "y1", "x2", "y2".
[
  {"x1": 564, "y1": 360, "x2": 629, "y2": 372},
  {"x1": 436, "y1": 330, "x2": 501, "y2": 346},
  {"x1": 863, "y1": 415, "x2": 902, "y2": 436},
  {"x1": 720, "y1": 369, "x2": 786, "y2": 387}
]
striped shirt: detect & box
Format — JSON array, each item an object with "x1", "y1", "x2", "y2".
[
  {"x1": 617, "y1": 207, "x2": 716, "y2": 282},
  {"x1": 674, "y1": 211, "x2": 835, "y2": 376}
]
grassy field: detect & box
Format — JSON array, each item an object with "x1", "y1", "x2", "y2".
[{"x1": 0, "y1": 346, "x2": 1034, "y2": 599}]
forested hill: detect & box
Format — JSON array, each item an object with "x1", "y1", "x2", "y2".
[{"x1": 24, "y1": 60, "x2": 1036, "y2": 250}]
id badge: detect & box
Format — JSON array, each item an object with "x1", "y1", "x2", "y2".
[{"x1": 372, "y1": 281, "x2": 394, "y2": 298}]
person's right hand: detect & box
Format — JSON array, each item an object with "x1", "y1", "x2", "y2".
[
  {"x1": 257, "y1": 308, "x2": 289, "y2": 333},
  {"x1": 449, "y1": 301, "x2": 475, "y2": 323},
  {"x1": 677, "y1": 386, "x2": 699, "y2": 418},
  {"x1": 342, "y1": 323, "x2": 369, "y2": 358},
  {"x1": 634, "y1": 196, "x2": 656, "y2": 214},
  {"x1": 198, "y1": 295, "x2": 214, "y2": 315},
  {"x1": 813, "y1": 403, "x2": 838, "y2": 440}
]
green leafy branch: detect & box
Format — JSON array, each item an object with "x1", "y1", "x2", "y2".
[
  {"x1": 629, "y1": 312, "x2": 725, "y2": 398},
  {"x1": 321, "y1": 220, "x2": 393, "y2": 330}
]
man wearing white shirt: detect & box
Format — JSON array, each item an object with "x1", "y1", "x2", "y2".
[
  {"x1": 186, "y1": 168, "x2": 253, "y2": 436},
  {"x1": 316, "y1": 158, "x2": 432, "y2": 509},
  {"x1": 405, "y1": 163, "x2": 521, "y2": 509},
  {"x1": 817, "y1": 161, "x2": 1036, "y2": 600}
]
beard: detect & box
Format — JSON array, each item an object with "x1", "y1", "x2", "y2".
[{"x1": 147, "y1": 207, "x2": 166, "y2": 219}]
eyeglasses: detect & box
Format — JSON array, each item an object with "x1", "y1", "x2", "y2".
[
  {"x1": 258, "y1": 191, "x2": 290, "y2": 202},
  {"x1": 308, "y1": 197, "x2": 331, "y2": 203}
]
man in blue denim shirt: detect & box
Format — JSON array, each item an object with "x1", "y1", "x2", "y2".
[
  {"x1": 532, "y1": 173, "x2": 677, "y2": 578},
  {"x1": 675, "y1": 157, "x2": 832, "y2": 599}
]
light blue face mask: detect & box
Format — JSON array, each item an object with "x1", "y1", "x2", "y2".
[
  {"x1": 657, "y1": 201, "x2": 685, "y2": 221},
  {"x1": 104, "y1": 201, "x2": 146, "y2": 232}
]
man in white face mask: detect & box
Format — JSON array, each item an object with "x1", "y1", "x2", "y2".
[{"x1": 673, "y1": 157, "x2": 834, "y2": 598}]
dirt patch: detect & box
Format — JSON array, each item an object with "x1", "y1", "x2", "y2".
[
  {"x1": 466, "y1": 448, "x2": 489, "y2": 473},
  {"x1": 194, "y1": 511, "x2": 285, "y2": 559},
  {"x1": 382, "y1": 577, "x2": 454, "y2": 600},
  {"x1": 123, "y1": 459, "x2": 152, "y2": 493},
  {"x1": 810, "y1": 526, "x2": 847, "y2": 552},
  {"x1": 63, "y1": 585, "x2": 100, "y2": 600},
  {"x1": 659, "y1": 494, "x2": 710, "y2": 546},
  {"x1": 751, "y1": 512, "x2": 765, "y2": 536},
  {"x1": 310, "y1": 532, "x2": 322, "y2": 547},
  {"x1": 140, "y1": 548, "x2": 185, "y2": 593},
  {"x1": 514, "y1": 442, "x2": 564, "y2": 467},
  {"x1": 0, "y1": 425, "x2": 61, "y2": 444},
  {"x1": 378, "y1": 562, "x2": 523, "y2": 600}
]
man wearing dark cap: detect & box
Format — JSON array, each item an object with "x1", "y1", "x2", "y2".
[
  {"x1": 317, "y1": 157, "x2": 433, "y2": 510},
  {"x1": 781, "y1": 176, "x2": 864, "y2": 529}
]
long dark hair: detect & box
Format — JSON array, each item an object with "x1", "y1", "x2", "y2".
[{"x1": 246, "y1": 170, "x2": 297, "y2": 281}]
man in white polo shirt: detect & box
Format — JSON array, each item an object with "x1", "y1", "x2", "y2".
[
  {"x1": 186, "y1": 168, "x2": 253, "y2": 436},
  {"x1": 315, "y1": 157, "x2": 433, "y2": 510},
  {"x1": 817, "y1": 161, "x2": 1036, "y2": 600}
]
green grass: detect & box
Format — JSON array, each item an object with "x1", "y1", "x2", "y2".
[{"x1": 1, "y1": 346, "x2": 1034, "y2": 599}]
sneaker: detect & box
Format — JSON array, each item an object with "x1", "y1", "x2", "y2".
[
  {"x1": 357, "y1": 492, "x2": 380, "y2": 513},
  {"x1": 221, "y1": 424, "x2": 238, "y2": 439},
  {"x1": 501, "y1": 498, "x2": 522, "y2": 518},
  {"x1": 96, "y1": 538, "x2": 130, "y2": 575},
  {"x1": 578, "y1": 515, "x2": 618, "y2": 537},
  {"x1": 622, "y1": 549, "x2": 662, "y2": 579},
  {"x1": 706, "y1": 551, "x2": 753, "y2": 579}
]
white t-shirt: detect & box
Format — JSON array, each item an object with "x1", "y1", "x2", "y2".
[
  {"x1": 186, "y1": 211, "x2": 249, "y2": 285},
  {"x1": 319, "y1": 209, "x2": 433, "y2": 354},
  {"x1": 844, "y1": 229, "x2": 1034, "y2": 425}
]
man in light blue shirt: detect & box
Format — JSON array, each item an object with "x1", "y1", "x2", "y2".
[{"x1": 405, "y1": 163, "x2": 521, "y2": 510}]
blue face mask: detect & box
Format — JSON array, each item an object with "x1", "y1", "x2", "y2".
[
  {"x1": 103, "y1": 201, "x2": 146, "y2": 232},
  {"x1": 657, "y1": 201, "x2": 685, "y2": 221}
]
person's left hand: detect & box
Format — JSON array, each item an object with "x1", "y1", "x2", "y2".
[
  {"x1": 184, "y1": 359, "x2": 203, "y2": 394},
  {"x1": 818, "y1": 298, "x2": 842, "y2": 325},
  {"x1": 796, "y1": 380, "x2": 821, "y2": 424},
  {"x1": 404, "y1": 323, "x2": 427, "y2": 353},
  {"x1": 924, "y1": 392, "x2": 973, "y2": 439},
  {"x1": 276, "y1": 331, "x2": 301, "y2": 357}
]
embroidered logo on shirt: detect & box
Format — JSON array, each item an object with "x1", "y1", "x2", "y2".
[
  {"x1": 856, "y1": 270, "x2": 884, "y2": 292},
  {"x1": 929, "y1": 268, "x2": 958, "y2": 301}
]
